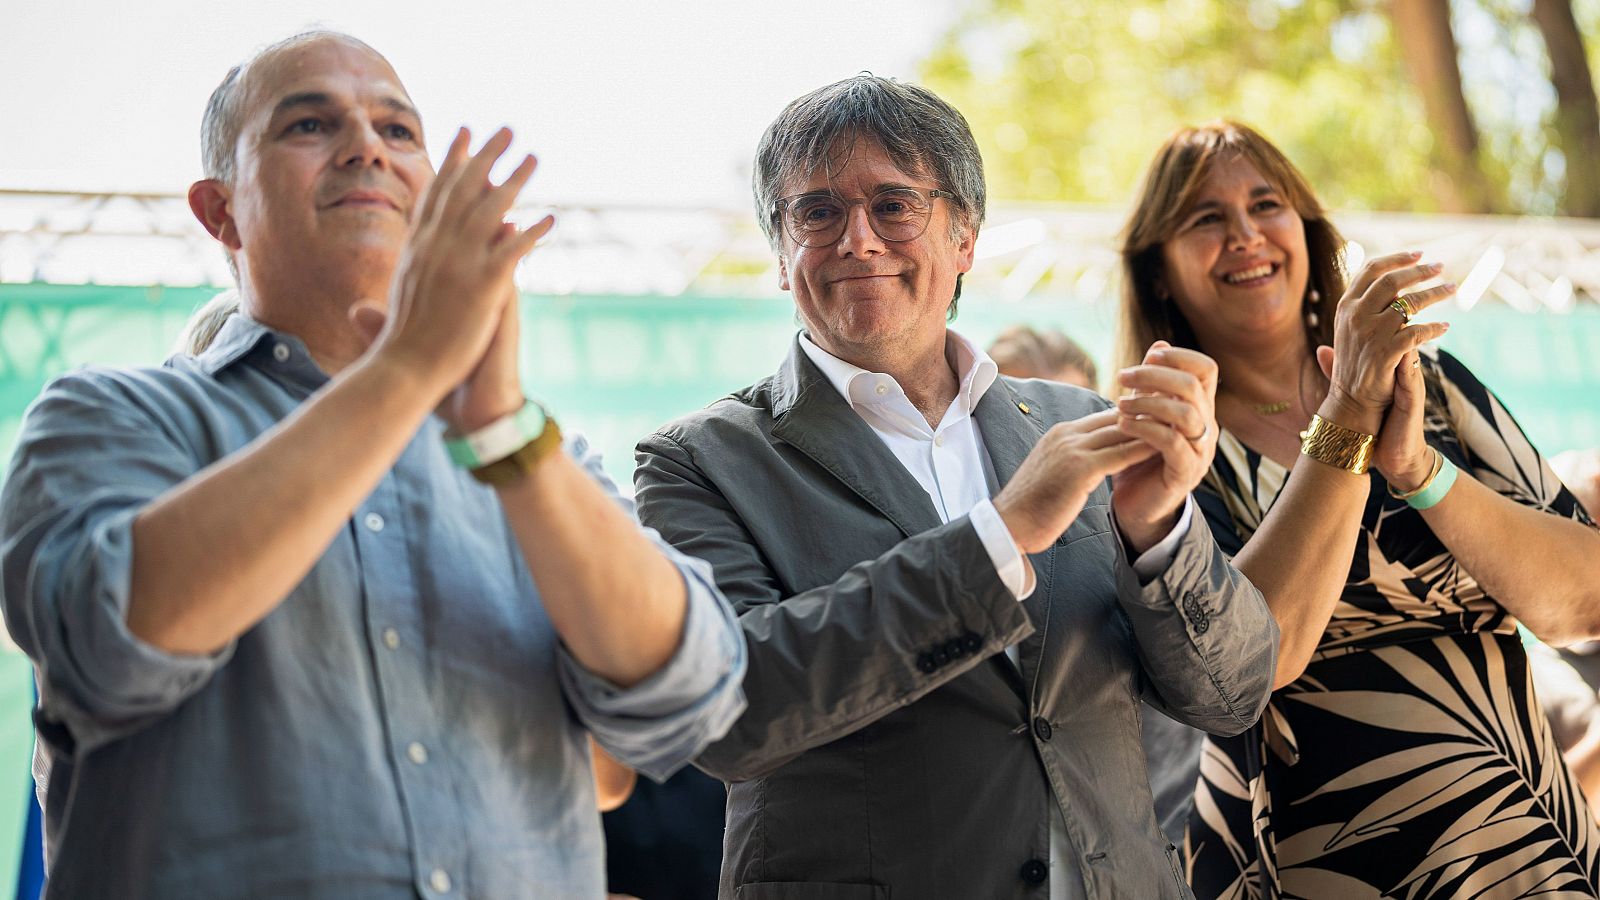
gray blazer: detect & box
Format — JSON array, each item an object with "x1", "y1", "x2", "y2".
[{"x1": 634, "y1": 340, "x2": 1276, "y2": 900}]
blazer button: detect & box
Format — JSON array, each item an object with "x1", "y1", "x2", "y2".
[
  {"x1": 1020, "y1": 859, "x2": 1048, "y2": 885},
  {"x1": 944, "y1": 638, "x2": 967, "y2": 659},
  {"x1": 961, "y1": 632, "x2": 983, "y2": 654},
  {"x1": 1183, "y1": 592, "x2": 1210, "y2": 634},
  {"x1": 916, "y1": 653, "x2": 938, "y2": 674},
  {"x1": 932, "y1": 646, "x2": 950, "y2": 667},
  {"x1": 1032, "y1": 717, "x2": 1053, "y2": 742}
]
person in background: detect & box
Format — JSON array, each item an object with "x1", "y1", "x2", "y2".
[
  {"x1": 986, "y1": 324, "x2": 1100, "y2": 392},
  {"x1": 1526, "y1": 642, "x2": 1600, "y2": 819},
  {"x1": 1554, "y1": 448, "x2": 1600, "y2": 515},
  {"x1": 0, "y1": 31, "x2": 745, "y2": 899},
  {"x1": 602, "y1": 767, "x2": 725, "y2": 900},
  {"x1": 1120, "y1": 119, "x2": 1600, "y2": 896},
  {"x1": 1532, "y1": 447, "x2": 1600, "y2": 821}
]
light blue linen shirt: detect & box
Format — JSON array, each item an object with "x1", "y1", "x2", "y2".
[{"x1": 0, "y1": 314, "x2": 746, "y2": 900}]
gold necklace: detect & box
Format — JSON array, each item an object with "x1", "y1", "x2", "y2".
[{"x1": 1252, "y1": 399, "x2": 1291, "y2": 415}]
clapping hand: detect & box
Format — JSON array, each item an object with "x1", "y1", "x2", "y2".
[
  {"x1": 351, "y1": 127, "x2": 554, "y2": 432},
  {"x1": 1315, "y1": 252, "x2": 1451, "y2": 436},
  {"x1": 1111, "y1": 342, "x2": 1220, "y2": 554},
  {"x1": 1313, "y1": 251, "x2": 1453, "y2": 490},
  {"x1": 994, "y1": 410, "x2": 1158, "y2": 555}
]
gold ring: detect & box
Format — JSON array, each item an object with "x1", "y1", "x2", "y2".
[{"x1": 1389, "y1": 297, "x2": 1413, "y2": 322}]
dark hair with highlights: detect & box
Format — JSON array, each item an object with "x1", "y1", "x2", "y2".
[{"x1": 1117, "y1": 120, "x2": 1346, "y2": 369}]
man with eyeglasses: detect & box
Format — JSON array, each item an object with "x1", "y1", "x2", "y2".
[{"x1": 633, "y1": 76, "x2": 1277, "y2": 899}]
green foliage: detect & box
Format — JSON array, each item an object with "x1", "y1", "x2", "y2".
[{"x1": 921, "y1": 0, "x2": 1592, "y2": 215}]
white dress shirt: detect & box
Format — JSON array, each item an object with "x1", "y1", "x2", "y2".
[{"x1": 799, "y1": 329, "x2": 1192, "y2": 900}]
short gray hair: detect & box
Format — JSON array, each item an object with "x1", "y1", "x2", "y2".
[
  {"x1": 752, "y1": 75, "x2": 986, "y2": 314},
  {"x1": 200, "y1": 30, "x2": 378, "y2": 184}
]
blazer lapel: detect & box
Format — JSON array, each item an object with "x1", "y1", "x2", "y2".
[
  {"x1": 769, "y1": 339, "x2": 944, "y2": 540},
  {"x1": 974, "y1": 378, "x2": 1054, "y2": 701},
  {"x1": 972, "y1": 378, "x2": 1046, "y2": 490}
]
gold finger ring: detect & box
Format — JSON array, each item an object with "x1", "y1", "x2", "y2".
[{"x1": 1389, "y1": 296, "x2": 1414, "y2": 323}]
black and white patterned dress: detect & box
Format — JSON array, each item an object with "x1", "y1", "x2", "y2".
[{"x1": 1186, "y1": 349, "x2": 1600, "y2": 898}]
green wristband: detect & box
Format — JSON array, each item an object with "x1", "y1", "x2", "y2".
[
  {"x1": 444, "y1": 401, "x2": 549, "y2": 469},
  {"x1": 1407, "y1": 453, "x2": 1458, "y2": 510}
]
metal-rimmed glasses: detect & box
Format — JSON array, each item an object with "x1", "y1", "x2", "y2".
[{"x1": 773, "y1": 187, "x2": 956, "y2": 248}]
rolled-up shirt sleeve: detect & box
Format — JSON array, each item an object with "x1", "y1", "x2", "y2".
[
  {"x1": 1, "y1": 370, "x2": 232, "y2": 754},
  {"x1": 555, "y1": 434, "x2": 747, "y2": 782}
]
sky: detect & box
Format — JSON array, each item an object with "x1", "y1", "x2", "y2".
[{"x1": 0, "y1": 0, "x2": 959, "y2": 208}]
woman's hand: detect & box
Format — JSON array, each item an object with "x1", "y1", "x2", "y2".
[
  {"x1": 1317, "y1": 251, "x2": 1452, "y2": 435},
  {"x1": 1371, "y1": 350, "x2": 1433, "y2": 491}
]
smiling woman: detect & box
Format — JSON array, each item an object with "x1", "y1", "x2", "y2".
[{"x1": 1120, "y1": 121, "x2": 1600, "y2": 897}]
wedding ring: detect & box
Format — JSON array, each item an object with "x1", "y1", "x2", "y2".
[{"x1": 1389, "y1": 296, "x2": 1414, "y2": 323}]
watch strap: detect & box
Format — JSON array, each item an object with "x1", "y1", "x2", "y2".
[
  {"x1": 445, "y1": 401, "x2": 548, "y2": 469},
  {"x1": 470, "y1": 418, "x2": 565, "y2": 486}
]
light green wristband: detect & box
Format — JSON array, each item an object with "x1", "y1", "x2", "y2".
[
  {"x1": 1407, "y1": 453, "x2": 1458, "y2": 510},
  {"x1": 444, "y1": 401, "x2": 549, "y2": 469}
]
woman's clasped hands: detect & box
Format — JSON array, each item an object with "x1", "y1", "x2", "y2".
[{"x1": 1316, "y1": 251, "x2": 1454, "y2": 493}]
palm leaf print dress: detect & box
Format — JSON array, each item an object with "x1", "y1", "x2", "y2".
[{"x1": 1185, "y1": 349, "x2": 1600, "y2": 899}]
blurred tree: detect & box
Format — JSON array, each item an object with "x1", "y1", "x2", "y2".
[
  {"x1": 921, "y1": 0, "x2": 1600, "y2": 217},
  {"x1": 1389, "y1": 0, "x2": 1507, "y2": 211},
  {"x1": 1530, "y1": 0, "x2": 1600, "y2": 215}
]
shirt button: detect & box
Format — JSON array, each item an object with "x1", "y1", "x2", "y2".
[
  {"x1": 429, "y1": 868, "x2": 452, "y2": 893},
  {"x1": 364, "y1": 512, "x2": 385, "y2": 532},
  {"x1": 407, "y1": 742, "x2": 429, "y2": 765},
  {"x1": 875, "y1": 383, "x2": 888, "y2": 396},
  {"x1": 934, "y1": 434, "x2": 944, "y2": 447},
  {"x1": 382, "y1": 628, "x2": 400, "y2": 650},
  {"x1": 272, "y1": 342, "x2": 290, "y2": 362}
]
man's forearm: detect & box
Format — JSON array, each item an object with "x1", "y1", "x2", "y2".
[
  {"x1": 497, "y1": 452, "x2": 688, "y2": 687},
  {"x1": 127, "y1": 354, "x2": 439, "y2": 655},
  {"x1": 1120, "y1": 521, "x2": 1277, "y2": 736}
]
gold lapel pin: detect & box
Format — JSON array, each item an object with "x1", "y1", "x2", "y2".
[{"x1": 1017, "y1": 401, "x2": 1031, "y2": 415}]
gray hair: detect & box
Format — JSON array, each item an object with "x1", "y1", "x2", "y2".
[
  {"x1": 752, "y1": 75, "x2": 986, "y2": 314},
  {"x1": 200, "y1": 30, "x2": 379, "y2": 184}
]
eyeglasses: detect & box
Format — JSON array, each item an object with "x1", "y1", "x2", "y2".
[{"x1": 773, "y1": 187, "x2": 956, "y2": 248}]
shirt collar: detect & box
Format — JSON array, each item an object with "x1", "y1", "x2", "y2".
[
  {"x1": 797, "y1": 329, "x2": 999, "y2": 417},
  {"x1": 190, "y1": 311, "x2": 327, "y2": 391}
]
